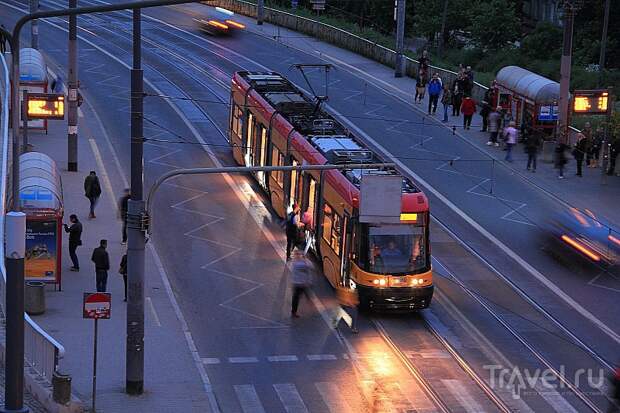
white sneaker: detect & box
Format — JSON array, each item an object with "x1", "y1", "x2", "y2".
[{"x1": 486, "y1": 141, "x2": 492, "y2": 146}]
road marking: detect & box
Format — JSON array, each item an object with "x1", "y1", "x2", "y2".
[
  {"x1": 273, "y1": 383, "x2": 309, "y2": 413},
  {"x1": 145, "y1": 296, "x2": 162, "y2": 327},
  {"x1": 202, "y1": 358, "x2": 220, "y2": 365},
  {"x1": 315, "y1": 382, "x2": 352, "y2": 412},
  {"x1": 228, "y1": 357, "x2": 259, "y2": 363},
  {"x1": 307, "y1": 354, "x2": 337, "y2": 361},
  {"x1": 267, "y1": 355, "x2": 298, "y2": 362},
  {"x1": 442, "y1": 379, "x2": 486, "y2": 413},
  {"x1": 234, "y1": 385, "x2": 266, "y2": 413},
  {"x1": 395, "y1": 380, "x2": 438, "y2": 413},
  {"x1": 535, "y1": 382, "x2": 580, "y2": 413}
]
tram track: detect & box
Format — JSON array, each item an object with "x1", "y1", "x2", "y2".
[{"x1": 5, "y1": 1, "x2": 614, "y2": 411}]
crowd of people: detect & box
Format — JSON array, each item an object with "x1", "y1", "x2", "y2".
[{"x1": 414, "y1": 51, "x2": 620, "y2": 179}]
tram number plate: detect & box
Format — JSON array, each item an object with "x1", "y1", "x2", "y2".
[{"x1": 394, "y1": 277, "x2": 407, "y2": 285}]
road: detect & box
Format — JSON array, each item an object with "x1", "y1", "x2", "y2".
[{"x1": 1, "y1": 1, "x2": 618, "y2": 412}]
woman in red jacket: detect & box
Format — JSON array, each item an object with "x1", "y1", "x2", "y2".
[{"x1": 460, "y1": 95, "x2": 477, "y2": 130}]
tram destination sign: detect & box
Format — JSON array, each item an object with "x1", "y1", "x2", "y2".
[
  {"x1": 572, "y1": 89, "x2": 610, "y2": 115},
  {"x1": 26, "y1": 93, "x2": 66, "y2": 120}
]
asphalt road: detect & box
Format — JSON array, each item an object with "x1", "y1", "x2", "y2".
[{"x1": 1, "y1": 1, "x2": 618, "y2": 412}]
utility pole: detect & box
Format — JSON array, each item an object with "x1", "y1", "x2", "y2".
[
  {"x1": 557, "y1": 1, "x2": 576, "y2": 144},
  {"x1": 67, "y1": 0, "x2": 78, "y2": 171},
  {"x1": 126, "y1": 7, "x2": 145, "y2": 396},
  {"x1": 394, "y1": 0, "x2": 405, "y2": 78},
  {"x1": 597, "y1": 0, "x2": 610, "y2": 86},
  {"x1": 257, "y1": 0, "x2": 264, "y2": 25},
  {"x1": 30, "y1": 0, "x2": 38, "y2": 49},
  {"x1": 2, "y1": 212, "x2": 28, "y2": 413},
  {"x1": 438, "y1": 0, "x2": 448, "y2": 58}
]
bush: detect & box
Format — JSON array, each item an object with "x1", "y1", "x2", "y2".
[{"x1": 520, "y1": 23, "x2": 562, "y2": 61}]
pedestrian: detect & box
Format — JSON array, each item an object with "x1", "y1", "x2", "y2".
[
  {"x1": 503, "y1": 121, "x2": 518, "y2": 162},
  {"x1": 418, "y1": 50, "x2": 430, "y2": 84},
  {"x1": 119, "y1": 253, "x2": 127, "y2": 302},
  {"x1": 572, "y1": 132, "x2": 588, "y2": 177},
  {"x1": 414, "y1": 76, "x2": 426, "y2": 104},
  {"x1": 286, "y1": 203, "x2": 302, "y2": 260},
  {"x1": 451, "y1": 77, "x2": 463, "y2": 116},
  {"x1": 464, "y1": 65, "x2": 474, "y2": 83},
  {"x1": 608, "y1": 366, "x2": 620, "y2": 413},
  {"x1": 0, "y1": 25, "x2": 7, "y2": 54},
  {"x1": 441, "y1": 84, "x2": 451, "y2": 122},
  {"x1": 288, "y1": 249, "x2": 314, "y2": 318},
  {"x1": 589, "y1": 127, "x2": 603, "y2": 167},
  {"x1": 487, "y1": 107, "x2": 502, "y2": 146},
  {"x1": 63, "y1": 214, "x2": 82, "y2": 271},
  {"x1": 479, "y1": 99, "x2": 491, "y2": 132},
  {"x1": 608, "y1": 135, "x2": 620, "y2": 176},
  {"x1": 118, "y1": 188, "x2": 131, "y2": 245},
  {"x1": 427, "y1": 73, "x2": 442, "y2": 115},
  {"x1": 460, "y1": 95, "x2": 476, "y2": 130},
  {"x1": 555, "y1": 141, "x2": 569, "y2": 178},
  {"x1": 525, "y1": 128, "x2": 541, "y2": 172},
  {"x1": 333, "y1": 283, "x2": 359, "y2": 333},
  {"x1": 91, "y1": 239, "x2": 110, "y2": 292},
  {"x1": 83, "y1": 171, "x2": 102, "y2": 219}
]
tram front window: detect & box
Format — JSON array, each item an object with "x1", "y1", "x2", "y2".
[{"x1": 366, "y1": 224, "x2": 426, "y2": 274}]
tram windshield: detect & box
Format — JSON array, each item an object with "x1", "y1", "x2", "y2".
[{"x1": 363, "y1": 223, "x2": 427, "y2": 275}]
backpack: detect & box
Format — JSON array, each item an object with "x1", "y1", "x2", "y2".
[{"x1": 286, "y1": 212, "x2": 297, "y2": 234}]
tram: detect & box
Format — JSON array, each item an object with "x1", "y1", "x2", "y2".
[{"x1": 229, "y1": 71, "x2": 433, "y2": 310}]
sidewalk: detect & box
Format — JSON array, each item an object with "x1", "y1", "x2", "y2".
[
  {"x1": 241, "y1": 16, "x2": 620, "y2": 225},
  {"x1": 26, "y1": 91, "x2": 212, "y2": 411}
]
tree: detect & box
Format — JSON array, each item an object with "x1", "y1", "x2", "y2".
[
  {"x1": 467, "y1": 0, "x2": 520, "y2": 50},
  {"x1": 412, "y1": 0, "x2": 474, "y2": 44},
  {"x1": 520, "y1": 22, "x2": 562, "y2": 60}
]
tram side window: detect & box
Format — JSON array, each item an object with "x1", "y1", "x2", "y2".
[
  {"x1": 231, "y1": 104, "x2": 243, "y2": 138},
  {"x1": 322, "y1": 203, "x2": 341, "y2": 255},
  {"x1": 271, "y1": 147, "x2": 285, "y2": 187}
]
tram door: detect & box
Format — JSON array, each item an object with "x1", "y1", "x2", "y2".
[
  {"x1": 289, "y1": 159, "x2": 300, "y2": 209},
  {"x1": 255, "y1": 126, "x2": 267, "y2": 188},
  {"x1": 340, "y1": 213, "x2": 350, "y2": 285},
  {"x1": 302, "y1": 175, "x2": 319, "y2": 251},
  {"x1": 244, "y1": 113, "x2": 254, "y2": 167}
]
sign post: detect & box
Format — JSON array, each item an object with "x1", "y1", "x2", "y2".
[{"x1": 83, "y1": 292, "x2": 111, "y2": 413}]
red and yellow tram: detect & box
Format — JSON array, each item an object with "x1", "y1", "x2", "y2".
[{"x1": 229, "y1": 71, "x2": 433, "y2": 310}]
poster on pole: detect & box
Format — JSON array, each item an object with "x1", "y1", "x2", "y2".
[{"x1": 25, "y1": 220, "x2": 57, "y2": 282}]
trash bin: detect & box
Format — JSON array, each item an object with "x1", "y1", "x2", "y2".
[
  {"x1": 52, "y1": 372, "x2": 72, "y2": 404},
  {"x1": 25, "y1": 281, "x2": 46, "y2": 315},
  {"x1": 542, "y1": 140, "x2": 556, "y2": 163}
]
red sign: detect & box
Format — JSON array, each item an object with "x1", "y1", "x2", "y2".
[{"x1": 83, "y1": 293, "x2": 111, "y2": 319}]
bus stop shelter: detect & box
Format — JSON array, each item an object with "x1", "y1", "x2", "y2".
[
  {"x1": 19, "y1": 47, "x2": 49, "y2": 131},
  {"x1": 16, "y1": 152, "x2": 64, "y2": 288}
]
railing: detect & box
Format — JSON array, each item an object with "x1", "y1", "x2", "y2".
[{"x1": 0, "y1": 52, "x2": 65, "y2": 384}]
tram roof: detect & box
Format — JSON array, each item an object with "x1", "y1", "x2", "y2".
[{"x1": 496, "y1": 66, "x2": 560, "y2": 104}]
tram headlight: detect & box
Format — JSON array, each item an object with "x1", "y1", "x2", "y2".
[
  {"x1": 372, "y1": 278, "x2": 387, "y2": 286},
  {"x1": 410, "y1": 278, "x2": 425, "y2": 286}
]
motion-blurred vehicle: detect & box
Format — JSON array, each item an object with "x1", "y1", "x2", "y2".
[
  {"x1": 546, "y1": 207, "x2": 620, "y2": 266},
  {"x1": 194, "y1": 7, "x2": 245, "y2": 35}
]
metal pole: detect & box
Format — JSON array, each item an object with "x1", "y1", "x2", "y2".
[
  {"x1": 2, "y1": 212, "x2": 28, "y2": 413},
  {"x1": 438, "y1": 0, "x2": 448, "y2": 58},
  {"x1": 10, "y1": 36, "x2": 20, "y2": 210},
  {"x1": 257, "y1": 0, "x2": 264, "y2": 25},
  {"x1": 598, "y1": 0, "x2": 610, "y2": 86},
  {"x1": 557, "y1": 5, "x2": 575, "y2": 144},
  {"x1": 92, "y1": 319, "x2": 98, "y2": 413},
  {"x1": 30, "y1": 0, "x2": 39, "y2": 49},
  {"x1": 394, "y1": 0, "x2": 405, "y2": 78},
  {"x1": 67, "y1": 0, "x2": 78, "y2": 171},
  {"x1": 126, "y1": 7, "x2": 145, "y2": 396},
  {"x1": 21, "y1": 90, "x2": 28, "y2": 153}
]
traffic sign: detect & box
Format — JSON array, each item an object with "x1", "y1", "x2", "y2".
[{"x1": 83, "y1": 292, "x2": 111, "y2": 319}]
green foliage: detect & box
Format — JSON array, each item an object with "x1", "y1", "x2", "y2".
[
  {"x1": 521, "y1": 22, "x2": 562, "y2": 60},
  {"x1": 467, "y1": 0, "x2": 520, "y2": 50}
]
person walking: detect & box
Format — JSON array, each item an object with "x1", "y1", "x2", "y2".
[
  {"x1": 460, "y1": 95, "x2": 476, "y2": 130},
  {"x1": 84, "y1": 171, "x2": 102, "y2": 219},
  {"x1": 91, "y1": 239, "x2": 110, "y2": 292},
  {"x1": 589, "y1": 127, "x2": 604, "y2": 168},
  {"x1": 119, "y1": 253, "x2": 127, "y2": 302},
  {"x1": 63, "y1": 214, "x2": 83, "y2": 271},
  {"x1": 427, "y1": 73, "x2": 442, "y2": 115},
  {"x1": 441, "y1": 84, "x2": 451, "y2": 123},
  {"x1": 608, "y1": 135, "x2": 620, "y2": 176},
  {"x1": 555, "y1": 142, "x2": 569, "y2": 179},
  {"x1": 525, "y1": 128, "x2": 541, "y2": 172},
  {"x1": 479, "y1": 99, "x2": 491, "y2": 132},
  {"x1": 289, "y1": 249, "x2": 314, "y2": 318},
  {"x1": 572, "y1": 132, "x2": 588, "y2": 177},
  {"x1": 286, "y1": 203, "x2": 302, "y2": 260},
  {"x1": 418, "y1": 50, "x2": 430, "y2": 84},
  {"x1": 503, "y1": 121, "x2": 518, "y2": 162},
  {"x1": 414, "y1": 76, "x2": 426, "y2": 104},
  {"x1": 451, "y1": 77, "x2": 463, "y2": 116},
  {"x1": 118, "y1": 188, "x2": 131, "y2": 244},
  {"x1": 487, "y1": 107, "x2": 502, "y2": 146}
]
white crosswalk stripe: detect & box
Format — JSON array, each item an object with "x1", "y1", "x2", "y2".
[
  {"x1": 274, "y1": 383, "x2": 309, "y2": 413},
  {"x1": 535, "y1": 382, "x2": 580, "y2": 413},
  {"x1": 316, "y1": 382, "x2": 354, "y2": 412},
  {"x1": 234, "y1": 384, "x2": 266, "y2": 413},
  {"x1": 442, "y1": 379, "x2": 487, "y2": 413},
  {"x1": 395, "y1": 381, "x2": 438, "y2": 413}
]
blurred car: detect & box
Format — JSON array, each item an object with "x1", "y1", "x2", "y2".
[
  {"x1": 194, "y1": 7, "x2": 246, "y2": 35},
  {"x1": 546, "y1": 207, "x2": 620, "y2": 266}
]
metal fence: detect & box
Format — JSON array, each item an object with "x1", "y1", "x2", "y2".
[{"x1": 0, "y1": 52, "x2": 65, "y2": 383}]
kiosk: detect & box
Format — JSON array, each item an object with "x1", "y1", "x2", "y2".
[{"x1": 16, "y1": 152, "x2": 64, "y2": 289}]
